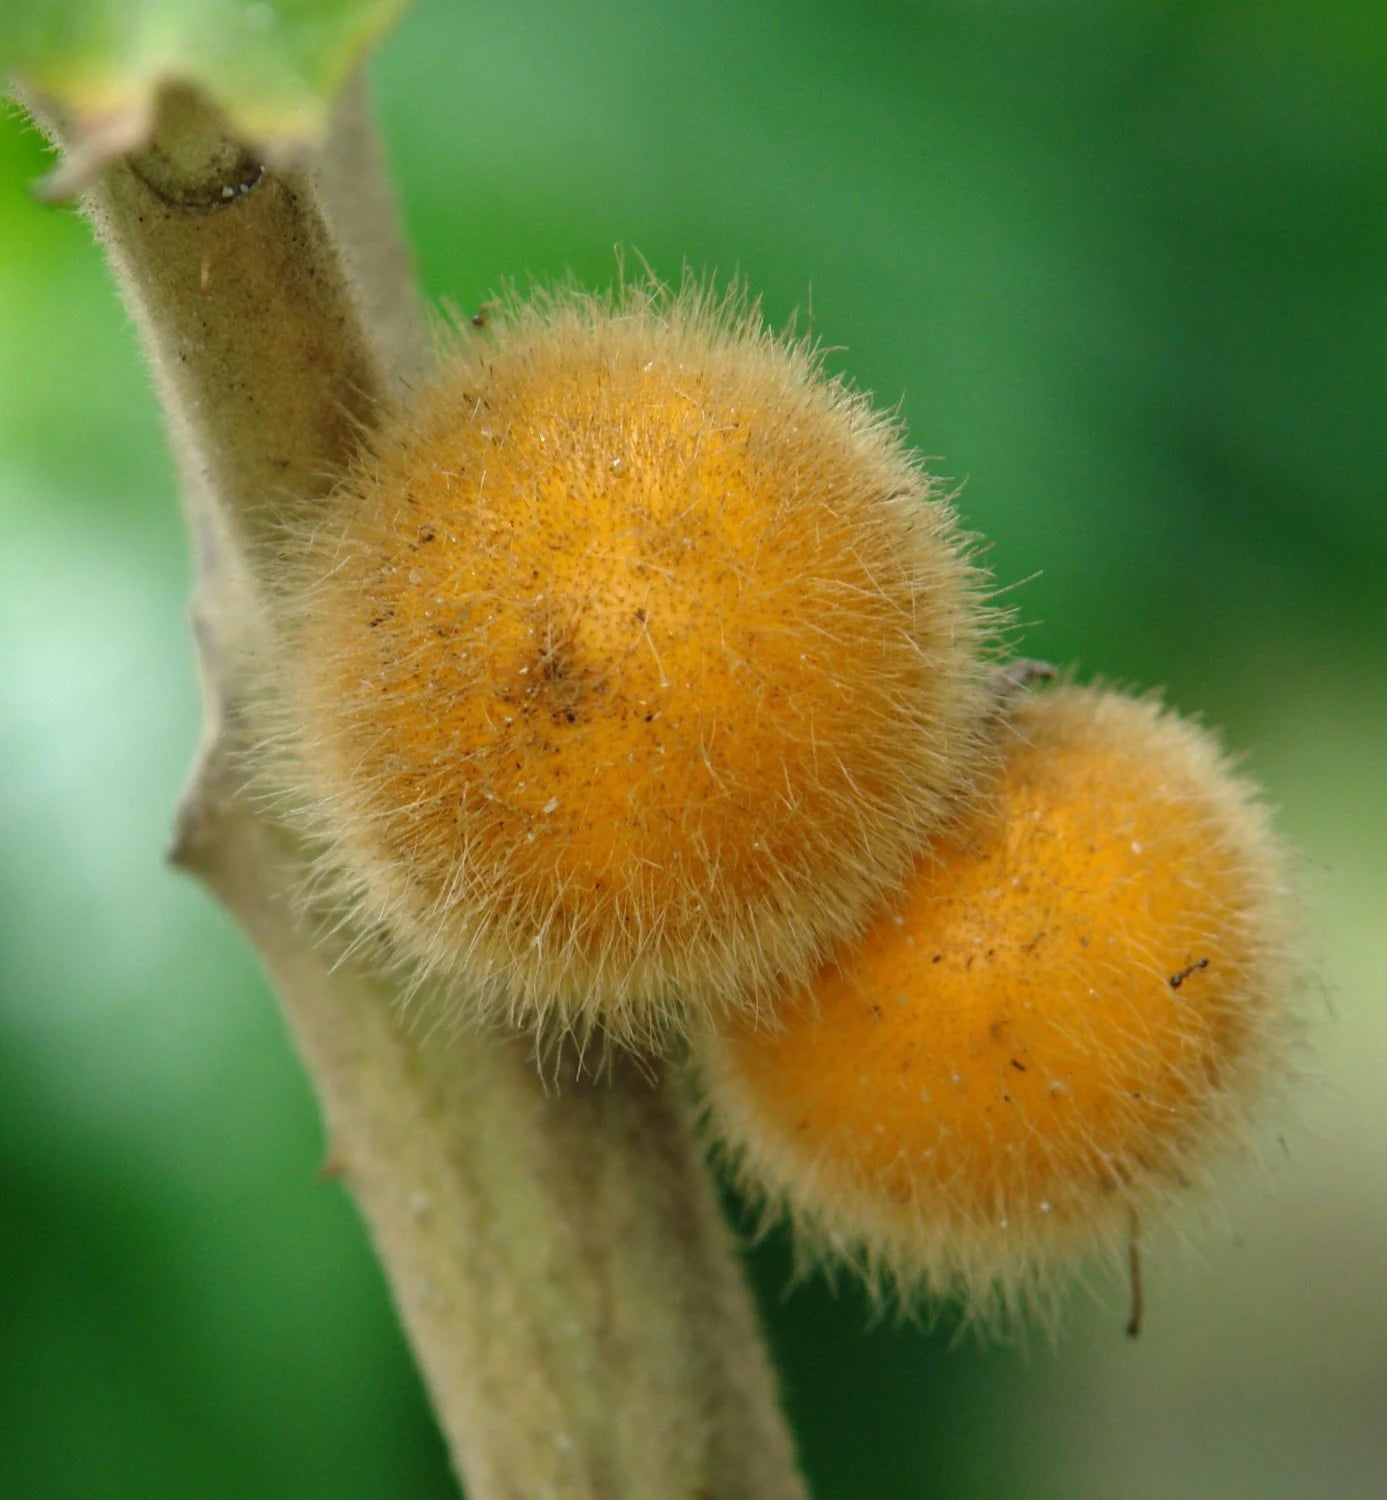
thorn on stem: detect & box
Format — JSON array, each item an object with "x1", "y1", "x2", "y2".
[{"x1": 1126, "y1": 1208, "x2": 1144, "y2": 1339}]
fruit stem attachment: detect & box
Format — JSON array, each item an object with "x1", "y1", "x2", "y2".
[
  {"x1": 986, "y1": 657, "x2": 1058, "y2": 708},
  {"x1": 29, "y1": 79, "x2": 806, "y2": 1500}
]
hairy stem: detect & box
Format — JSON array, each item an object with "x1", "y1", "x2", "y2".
[{"x1": 35, "y1": 78, "x2": 806, "y2": 1500}]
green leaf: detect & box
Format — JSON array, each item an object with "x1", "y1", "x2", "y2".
[{"x1": 6, "y1": 0, "x2": 407, "y2": 161}]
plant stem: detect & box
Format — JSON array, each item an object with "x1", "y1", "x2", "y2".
[{"x1": 35, "y1": 77, "x2": 807, "y2": 1500}]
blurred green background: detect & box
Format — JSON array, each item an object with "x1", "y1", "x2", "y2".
[{"x1": 3, "y1": 2, "x2": 1384, "y2": 1496}]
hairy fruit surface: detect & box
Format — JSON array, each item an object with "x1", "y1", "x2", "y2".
[
  {"x1": 700, "y1": 685, "x2": 1292, "y2": 1318},
  {"x1": 261, "y1": 286, "x2": 995, "y2": 1044}
]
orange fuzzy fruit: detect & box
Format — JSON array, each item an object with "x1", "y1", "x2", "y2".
[
  {"x1": 260, "y1": 284, "x2": 995, "y2": 1044},
  {"x1": 699, "y1": 685, "x2": 1291, "y2": 1318}
]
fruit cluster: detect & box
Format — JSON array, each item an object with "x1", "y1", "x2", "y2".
[{"x1": 255, "y1": 282, "x2": 1292, "y2": 1323}]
